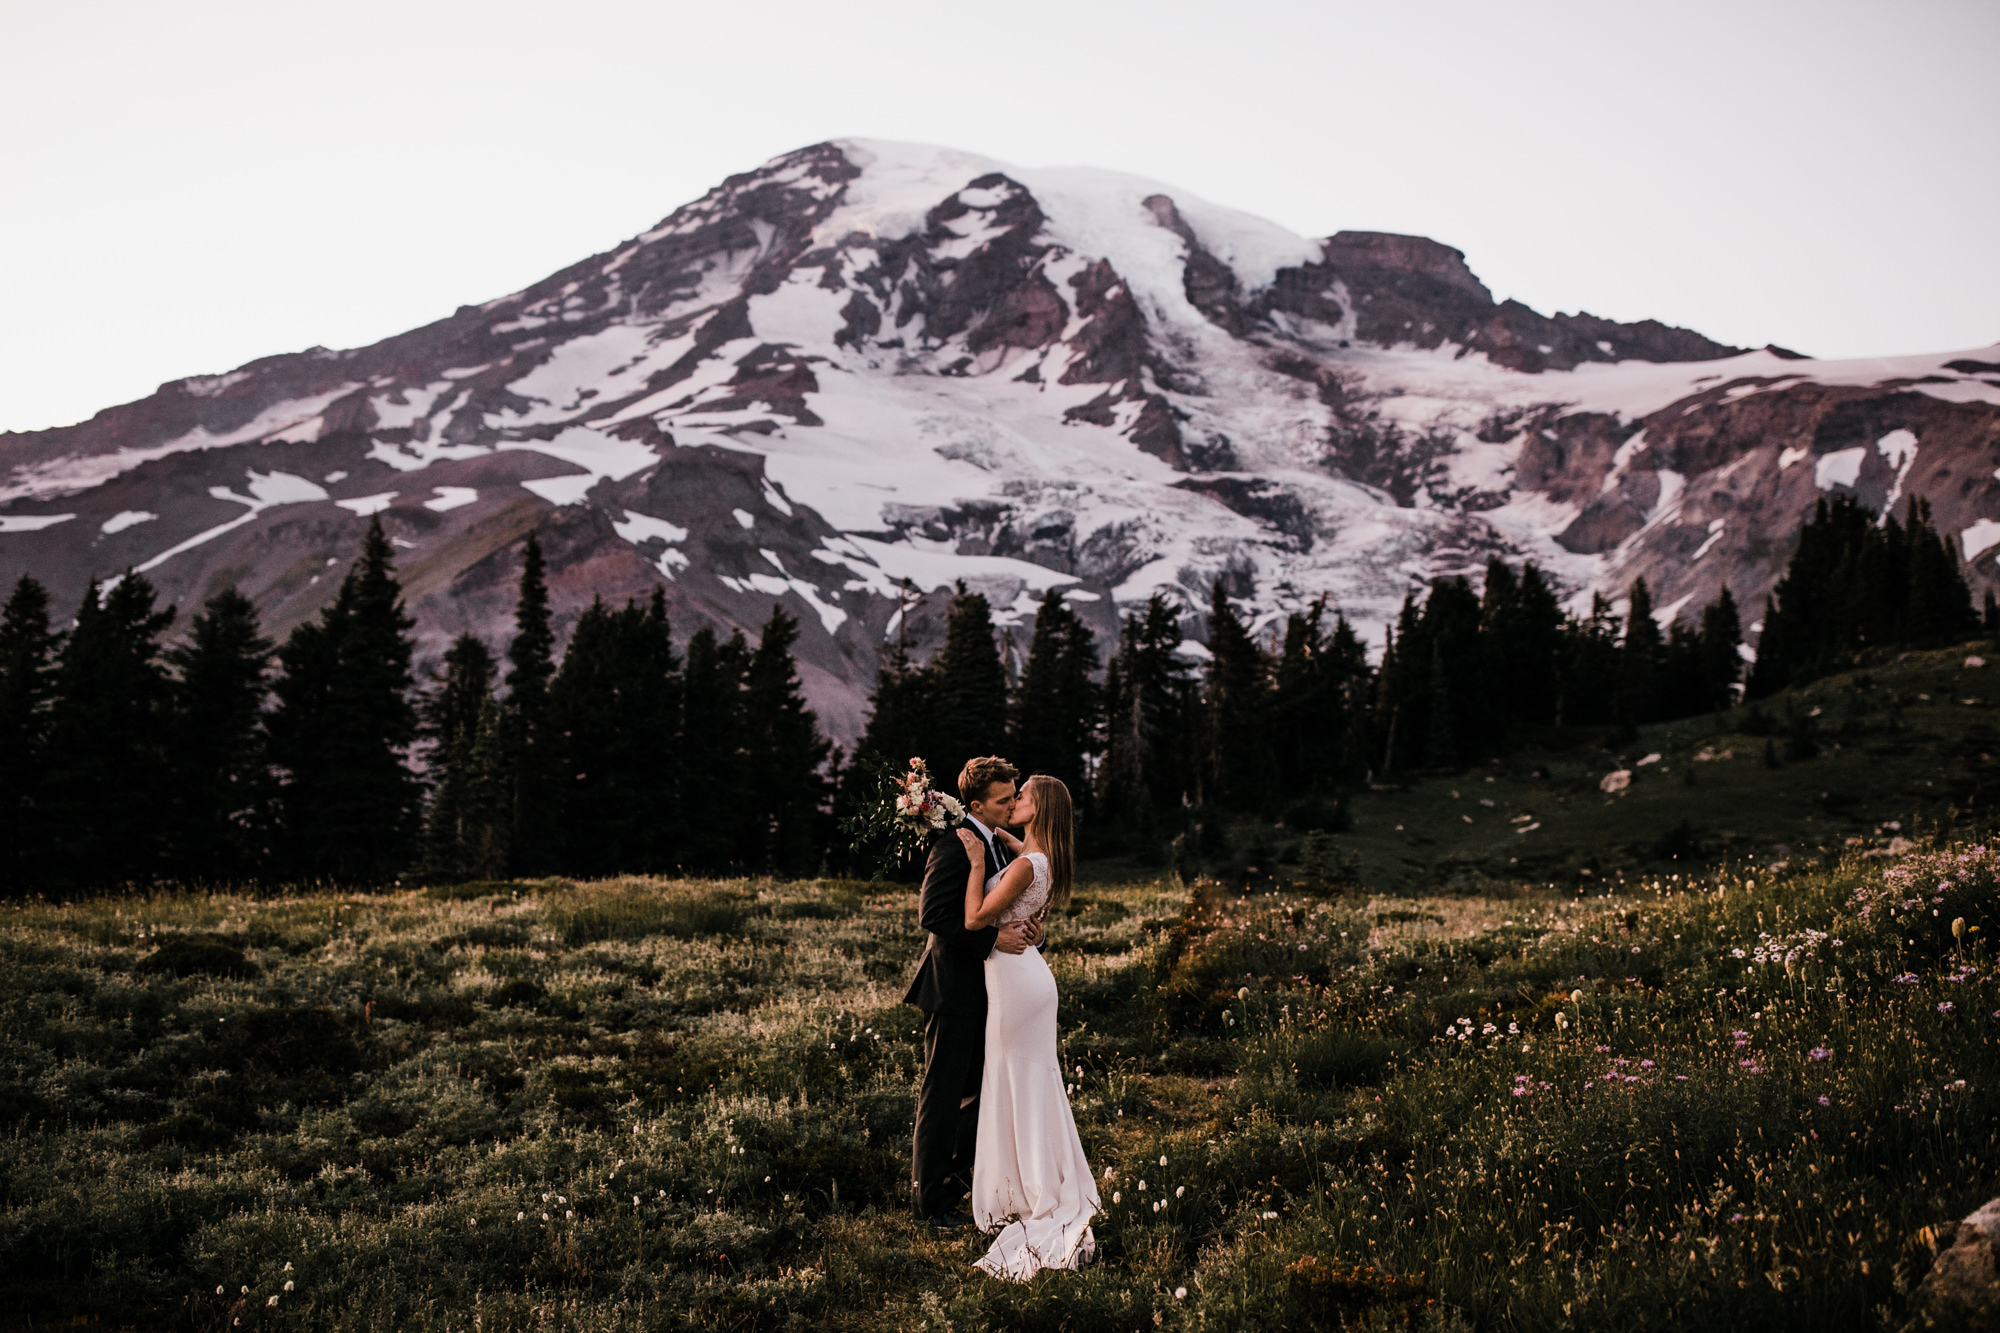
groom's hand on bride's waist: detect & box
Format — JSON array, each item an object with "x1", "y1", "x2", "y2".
[{"x1": 994, "y1": 923, "x2": 1031, "y2": 954}]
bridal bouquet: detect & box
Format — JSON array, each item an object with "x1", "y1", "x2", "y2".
[{"x1": 843, "y1": 756, "x2": 963, "y2": 876}]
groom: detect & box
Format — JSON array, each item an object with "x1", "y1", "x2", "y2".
[{"x1": 904, "y1": 755, "x2": 1043, "y2": 1227}]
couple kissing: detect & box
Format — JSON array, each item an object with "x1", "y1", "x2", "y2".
[{"x1": 903, "y1": 756, "x2": 1101, "y2": 1280}]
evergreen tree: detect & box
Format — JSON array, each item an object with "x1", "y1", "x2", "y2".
[
  {"x1": 1749, "y1": 494, "x2": 1978, "y2": 696},
  {"x1": 854, "y1": 592, "x2": 938, "y2": 772},
  {"x1": 680, "y1": 626, "x2": 753, "y2": 872},
  {"x1": 1480, "y1": 560, "x2": 1564, "y2": 730},
  {"x1": 1371, "y1": 593, "x2": 1425, "y2": 776},
  {"x1": 1557, "y1": 593, "x2": 1622, "y2": 727},
  {"x1": 418, "y1": 634, "x2": 507, "y2": 882},
  {"x1": 505, "y1": 530, "x2": 560, "y2": 872},
  {"x1": 1202, "y1": 579, "x2": 1272, "y2": 809},
  {"x1": 1695, "y1": 586, "x2": 1744, "y2": 711},
  {"x1": 1617, "y1": 577, "x2": 1664, "y2": 725},
  {"x1": 0, "y1": 577, "x2": 61, "y2": 887},
  {"x1": 930, "y1": 584, "x2": 1008, "y2": 786},
  {"x1": 419, "y1": 695, "x2": 511, "y2": 882},
  {"x1": 164, "y1": 588, "x2": 273, "y2": 883},
  {"x1": 741, "y1": 604, "x2": 833, "y2": 875},
  {"x1": 546, "y1": 592, "x2": 681, "y2": 875},
  {"x1": 1098, "y1": 594, "x2": 1193, "y2": 826},
  {"x1": 41, "y1": 575, "x2": 176, "y2": 888},
  {"x1": 427, "y1": 634, "x2": 495, "y2": 751},
  {"x1": 268, "y1": 516, "x2": 422, "y2": 883},
  {"x1": 1009, "y1": 587, "x2": 1099, "y2": 809}
]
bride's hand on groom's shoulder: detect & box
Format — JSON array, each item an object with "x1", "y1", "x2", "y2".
[{"x1": 953, "y1": 828, "x2": 983, "y2": 857}]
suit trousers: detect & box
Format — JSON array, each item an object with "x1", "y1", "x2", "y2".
[{"x1": 911, "y1": 1005, "x2": 986, "y2": 1219}]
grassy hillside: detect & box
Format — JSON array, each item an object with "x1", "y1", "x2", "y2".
[
  {"x1": 2, "y1": 835, "x2": 1995, "y2": 1329},
  {"x1": 1173, "y1": 641, "x2": 2000, "y2": 895}
]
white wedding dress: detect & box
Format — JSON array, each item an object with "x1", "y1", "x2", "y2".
[{"x1": 971, "y1": 851, "x2": 1100, "y2": 1280}]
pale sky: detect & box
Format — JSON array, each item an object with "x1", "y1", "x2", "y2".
[{"x1": 3, "y1": 0, "x2": 1995, "y2": 435}]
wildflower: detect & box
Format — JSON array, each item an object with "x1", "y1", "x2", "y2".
[
  {"x1": 1569, "y1": 990, "x2": 1584, "y2": 1003},
  {"x1": 517, "y1": 1212, "x2": 525, "y2": 1221},
  {"x1": 216, "y1": 1287, "x2": 224, "y2": 1296},
  {"x1": 284, "y1": 1280, "x2": 294, "y2": 1291},
  {"x1": 1595, "y1": 1045, "x2": 1611, "y2": 1053},
  {"x1": 1894, "y1": 973, "x2": 1919, "y2": 985},
  {"x1": 1139, "y1": 1180, "x2": 1147, "y2": 1191},
  {"x1": 1298, "y1": 944, "x2": 1308, "y2": 951},
  {"x1": 1939, "y1": 1002, "x2": 1955, "y2": 1013},
  {"x1": 1818, "y1": 1096, "x2": 1831, "y2": 1107},
  {"x1": 1640, "y1": 1059, "x2": 1655, "y2": 1069},
  {"x1": 633, "y1": 1195, "x2": 640, "y2": 1206},
  {"x1": 1809, "y1": 1047, "x2": 1830, "y2": 1061},
  {"x1": 267, "y1": 1297, "x2": 279, "y2": 1307},
  {"x1": 1728, "y1": 1213, "x2": 1745, "y2": 1224},
  {"x1": 1160, "y1": 1155, "x2": 1168, "y2": 1166},
  {"x1": 1631, "y1": 946, "x2": 1641, "y2": 954},
  {"x1": 1112, "y1": 1191, "x2": 1121, "y2": 1204},
  {"x1": 1237, "y1": 987, "x2": 1250, "y2": 1001},
  {"x1": 1177, "y1": 1185, "x2": 1185, "y2": 1197},
  {"x1": 1510, "y1": 1087, "x2": 1526, "y2": 1096},
  {"x1": 1175, "y1": 1287, "x2": 1188, "y2": 1299},
  {"x1": 1555, "y1": 1012, "x2": 1570, "y2": 1030}
]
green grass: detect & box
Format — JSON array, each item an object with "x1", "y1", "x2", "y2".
[
  {"x1": 2, "y1": 832, "x2": 1994, "y2": 1330},
  {"x1": 1243, "y1": 642, "x2": 2000, "y2": 895}
]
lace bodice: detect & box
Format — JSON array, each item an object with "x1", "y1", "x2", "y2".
[{"x1": 996, "y1": 851, "x2": 1051, "y2": 925}]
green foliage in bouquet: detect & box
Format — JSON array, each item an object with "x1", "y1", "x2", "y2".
[{"x1": 840, "y1": 755, "x2": 963, "y2": 879}]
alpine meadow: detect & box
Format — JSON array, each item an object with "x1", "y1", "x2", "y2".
[{"x1": 4, "y1": 128, "x2": 2000, "y2": 1332}]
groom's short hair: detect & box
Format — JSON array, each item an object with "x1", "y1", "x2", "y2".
[{"x1": 958, "y1": 756, "x2": 1019, "y2": 805}]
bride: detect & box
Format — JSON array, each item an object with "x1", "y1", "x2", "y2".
[{"x1": 952, "y1": 774, "x2": 1100, "y2": 1280}]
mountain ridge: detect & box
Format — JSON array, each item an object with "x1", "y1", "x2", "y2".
[{"x1": 4, "y1": 138, "x2": 1998, "y2": 740}]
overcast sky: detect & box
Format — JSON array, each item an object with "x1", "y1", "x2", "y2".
[{"x1": 2, "y1": 0, "x2": 1995, "y2": 434}]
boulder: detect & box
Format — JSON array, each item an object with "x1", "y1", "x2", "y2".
[{"x1": 1915, "y1": 1198, "x2": 2000, "y2": 1329}]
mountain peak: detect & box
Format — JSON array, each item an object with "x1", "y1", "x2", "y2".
[{"x1": 3, "y1": 141, "x2": 1998, "y2": 740}]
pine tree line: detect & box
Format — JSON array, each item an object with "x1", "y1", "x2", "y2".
[
  {"x1": 850, "y1": 561, "x2": 1754, "y2": 839},
  {"x1": 0, "y1": 519, "x2": 835, "y2": 892},
  {"x1": 1746, "y1": 494, "x2": 1980, "y2": 696}
]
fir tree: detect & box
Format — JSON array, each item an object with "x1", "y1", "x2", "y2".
[
  {"x1": 741, "y1": 604, "x2": 833, "y2": 876},
  {"x1": 546, "y1": 592, "x2": 681, "y2": 875},
  {"x1": 427, "y1": 634, "x2": 495, "y2": 751},
  {"x1": 1695, "y1": 587, "x2": 1744, "y2": 711},
  {"x1": 1480, "y1": 560, "x2": 1565, "y2": 729},
  {"x1": 1202, "y1": 580, "x2": 1271, "y2": 809},
  {"x1": 0, "y1": 577, "x2": 61, "y2": 886},
  {"x1": 854, "y1": 585, "x2": 938, "y2": 771},
  {"x1": 268, "y1": 516, "x2": 422, "y2": 883},
  {"x1": 1098, "y1": 594, "x2": 1192, "y2": 826},
  {"x1": 1558, "y1": 592, "x2": 1623, "y2": 727},
  {"x1": 1009, "y1": 587, "x2": 1100, "y2": 809},
  {"x1": 1617, "y1": 577, "x2": 1664, "y2": 725},
  {"x1": 1749, "y1": 494, "x2": 1978, "y2": 696},
  {"x1": 418, "y1": 633, "x2": 506, "y2": 882},
  {"x1": 505, "y1": 530, "x2": 560, "y2": 872},
  {"x1": 41, "y1": 575, "x2": 176, "y2": 888},
  {"x1": 680, "y1": 625, "x2": 753, "y2": 872},
  {"x1": 930, "y1": 584, "x2": 1008, "y2": 786},
  {"x1": 164, "y1": 588, "x2": 273, "y2": 883}
]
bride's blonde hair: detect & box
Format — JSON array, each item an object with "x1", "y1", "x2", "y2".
[{"x1": 1024, "y1": 775, "x2": 1074, "y2": 910}]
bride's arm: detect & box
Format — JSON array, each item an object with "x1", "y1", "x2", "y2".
[{"x1": 954, "y1": 831, "x2": 1034, "y2": 930}]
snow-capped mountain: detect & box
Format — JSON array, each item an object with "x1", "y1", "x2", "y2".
[{"x1": 4, "y1": 139, "x2": 1998, "y2": 739}]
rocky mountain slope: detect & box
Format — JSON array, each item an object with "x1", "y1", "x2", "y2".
[{"x1": 4, "y1": 139, "x2": 1997, "y2": 740}]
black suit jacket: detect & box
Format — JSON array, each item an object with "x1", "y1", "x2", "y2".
[{"x1": 902, "y1": 819, "x2": 1005, "y2": 1015}]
